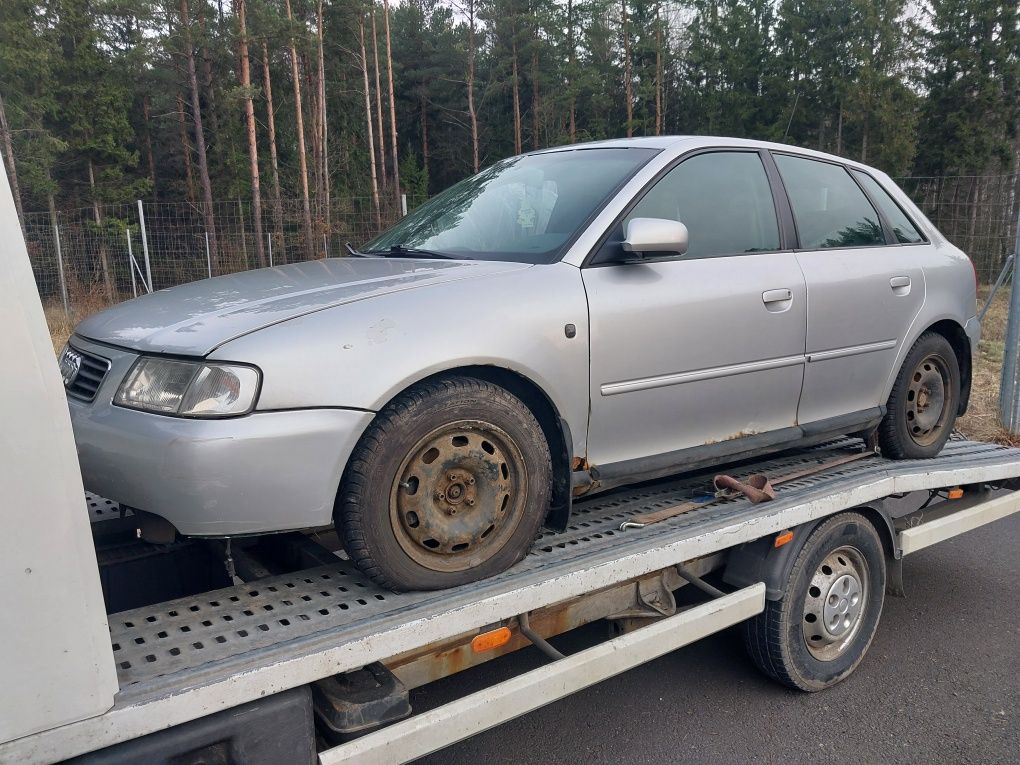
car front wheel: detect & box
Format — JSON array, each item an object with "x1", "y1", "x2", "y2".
[{"x1": 336, "y1": 375, "x2": 551, "y2": 591}]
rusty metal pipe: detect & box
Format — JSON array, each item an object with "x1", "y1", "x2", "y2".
[
  {"x1": 518, "y1": 611, "x2": 565, "y2": 661},
  {"x1": 676, "y1": 565, "x2": 726, "y2": 599}
]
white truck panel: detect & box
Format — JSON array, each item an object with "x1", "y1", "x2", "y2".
[{"x1": 0, "y1": 163, "x2": 118, "y2": 743}]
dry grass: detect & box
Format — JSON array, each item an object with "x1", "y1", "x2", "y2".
[
  {"x1": 44, "y1": 282, "x2": 113, "y2": 353},
  {"x1": 956, "y1": 286, "x2": 1019, "y2": 446},
  {"x1": 41, "y1": 279, "x2": 1018, "y2": 444}
]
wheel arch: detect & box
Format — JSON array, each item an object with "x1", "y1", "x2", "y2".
[
  {"x1": 924, "y1": 319, "x2": 972, "y2": 416},
  {"x1": 723, "y1": 506, "x2": 897, "y2": 601},
  {"x1": 343, "y1": 364, "x2": 574, "y2": 531},
  {"x1": 893, "y1": 318, "x2": 972, "y2": 417}
]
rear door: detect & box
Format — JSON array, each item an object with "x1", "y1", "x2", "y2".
[
  {"x1": 772, "y1": 153, "x2": 927, "y2": 429},
  {"x1": 583, "y1": 150, "x2": 807, "y2": 468}
]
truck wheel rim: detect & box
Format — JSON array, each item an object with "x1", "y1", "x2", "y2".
[
  {"x1": 802, "y1": 546, "x2": 869, "y2": 661},
  {"x1": 906, "y1": 353, "x2": 952, "y2": 447},
  {"x1": 390, "y1": 420, "x2": 528, "y2": 572}
]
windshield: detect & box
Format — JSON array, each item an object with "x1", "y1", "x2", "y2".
[{"x1": 362, "y1": 147, "x2": 659, "y2": 264}]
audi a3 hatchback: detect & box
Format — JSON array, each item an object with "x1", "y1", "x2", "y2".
[{"x1": 64, "y1": 136, "x2": 977, "y2": 590}]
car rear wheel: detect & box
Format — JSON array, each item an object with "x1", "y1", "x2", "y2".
[
  {"x1": 879, "y1": 332, "x2": 960, "y2": 459},
  {"x1": 336, "y1": 376, "x2": 551, "y2": 591}
]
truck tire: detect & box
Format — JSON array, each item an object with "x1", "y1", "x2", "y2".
[
  {"x1": 336, "y1": 375, "x2": 551, "y2": 591},
  {"x1": 879, "y1": 332, "x2": 960, "y2": 459},
  {"x1": 742, "y1": 512, "x2": 886, "y2": 691}
]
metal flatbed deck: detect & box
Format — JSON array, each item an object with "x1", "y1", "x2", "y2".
[{"x1": 7, "y1": 438, "x2": 1020, "y2": 763}]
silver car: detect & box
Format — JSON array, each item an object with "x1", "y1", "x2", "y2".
[{"x1": 64, "y1": 136, "x2": 977, "y2": 590}]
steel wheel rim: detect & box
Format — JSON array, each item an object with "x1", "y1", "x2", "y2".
[
  {"x1": 802, "y1": 545, "x2": 869, "y2": 661},
  {"x1": 905, "y1": 353, "x2": 952, "y2": 447},
  {"x1": 389, "y1": 420, "x2": 528, "y2": 572}
]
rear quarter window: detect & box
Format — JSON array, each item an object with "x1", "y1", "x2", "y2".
[{"x1": 851, "y1": 170, "x2": 926, "y2": 244}]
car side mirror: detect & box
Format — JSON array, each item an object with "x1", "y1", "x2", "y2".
[{"x1": 621, "y1": 217, "x2": 689, "y2": 258}]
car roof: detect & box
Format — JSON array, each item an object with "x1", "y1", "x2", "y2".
[{"x1": 534, "y1": 135, "x2": 885, "y2": 176}]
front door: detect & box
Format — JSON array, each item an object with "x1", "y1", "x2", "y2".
[
  {"x1": 771, "y1": 154, "x2": 927, "y2": 427},
  {"x1": 583, "y1": 150, "x2": 808, "y2": 469}
]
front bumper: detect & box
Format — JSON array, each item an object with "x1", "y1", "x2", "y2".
[{"x1": 66, "y1": 338, "x2": 373, "y2": 536}]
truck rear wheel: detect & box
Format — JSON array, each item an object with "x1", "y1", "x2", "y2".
[
  {"x1": 742, "y1": 512, "x2": 886, "y2": 691},
  {"x1": 336, "y1": 376, "x2": 551, "y2": 592}
]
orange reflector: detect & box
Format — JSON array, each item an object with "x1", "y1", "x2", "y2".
[
  {"x1": 471, "y1": 626, "x2": 512, "y2": 653},
  {"x1": 774, "y1": 530, "x2": 794, "y2": 548},
  {"x1": 947, "y1": 487, "x2": 964, "y2": 499}
]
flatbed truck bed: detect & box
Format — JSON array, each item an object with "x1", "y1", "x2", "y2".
[{"x1": 5, "y1": 436, "x2": 1020, "y2": 764}]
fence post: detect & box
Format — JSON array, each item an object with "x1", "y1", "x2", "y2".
[
  {"x1": 323, "y1": 233, "x2": 328, "y2": 259},
  {"x1": 401, "y1": 193, "x2": 407, "y2": 217},
  {"x1": 137, "y1": 200, "x2": 153, "y2": 292},
  {"x1": 125, "y1": 229, "x2": 138, "y2": 298},
  {"x1": 238, "y1": 198, "x2": 248, "y2": 269},
  {"x1": 205, "y1": 232, "x2": 212, "y2": 279},
  {"x1": 267, "y1": 233, "x2": 273, "y2": 267},
  {"x1": 1000, "y1": 202, "x2": 1020, "y2": 433},
  {"x1": 53, "y1": 221, "x2": 69, "y2": 317}
]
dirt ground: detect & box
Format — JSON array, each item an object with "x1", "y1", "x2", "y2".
[
  {"x1": 45, "y1": 285, "x2": 1017, "y2": 444},
  {"x1": 957, "y1": 286, "x2": 1018, "y2": 445}
]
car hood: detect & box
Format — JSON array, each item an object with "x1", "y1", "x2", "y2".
[{"x1": 75, "y1": 257, "x2": 530, "y2": 356}]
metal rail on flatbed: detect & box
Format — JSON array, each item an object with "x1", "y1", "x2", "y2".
[{"x1": 5, "y1": 438, "x2": 1020, "y2": 763}]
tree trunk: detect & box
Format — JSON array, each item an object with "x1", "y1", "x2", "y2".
[
  {"x1": 142, "y1": 95, "x2": 158, "y2": 200},
  {"x1": 466, "y1": 1, "x2": 479, "y2": 172},
  {"x1": 530, "y1": 4, "x2": 539, "y2": 150},
  {"x1": 0, "y1": 90, "x2": 24, "y2": 224},
  {"x1": 196, "y1": 2, "x2": 220, "y2": 154},
  {"x1": 234, "y1": 0, "x2": 265, "y2": 267},
  {"x1": 836, "y1": 100, "x2": 844, "y2": 155},
  {"x1": 179, "y1": 0, "x2": 219, "y2": 270},
  {"x1": 383, "y1": 0, "x2": 400, "y2": 207},
  {"x1": 317, "y1": 0, "x2": 330, "y2": 235},
  {"x1": 622, "y1": 0, "x2": 633, "y2": 137},
  {"x1": 654, "y1": 4, "x2": 663, "y2": 136},
  {"x1": 531, "y1": 48, "x2": 539, "y2": 150},
  {"x1": 306, "y1": 47, "x2": 322, "y2": 229},
  {"x1": 421, "y1": 95, "x2": 429, "y2": 177},
  {"x1": 359, "y1": 16, "x2": 381, "y2": 226},
  {"x1": 371, "y1": 9, "x2": 388, "y2": 190},
  {"x1": 87, "y1": 158, "x2": 114, "y2": 299},
  {"x1": 261, "y1": 40, "x2": 285, "y2": 262},
  {"x1": 567, "y1": 0, "x2": 576, "y2": 143},
  {"x1": 175, "y1": 91, "x2": 197, "y2": 206},
  {"x1": 284, "y1": 0, "x2": 314, "y2": 259},
  {"x1": 511, "y1": 11, "x2": 522, "y2": 155}
]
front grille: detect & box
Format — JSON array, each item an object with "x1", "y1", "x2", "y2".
[{"x1": 63, "y1": 347, "x2": 111, "y2": 401}]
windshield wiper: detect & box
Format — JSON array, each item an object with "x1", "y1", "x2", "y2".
[
  {"x1": 344, "y1": 241, "x2": 377, "y2": 258},
  {"x1": 363, "y1": 244, "x2": 456, "y2": 260}
]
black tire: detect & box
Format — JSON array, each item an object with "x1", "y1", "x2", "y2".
[
  {"x1": 743, "y1": 512, "x2": 886, "y2": 691},
  {"x1": 879, "y1": 331, "x2": 960, "y2": 459},
  {"x1": 336, "y1": 375, "x2": 551, "y2": 591}
]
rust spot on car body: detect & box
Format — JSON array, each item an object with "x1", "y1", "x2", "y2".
[{"x1": 570, "y1": 456, "x2": 590, "y2": 472}]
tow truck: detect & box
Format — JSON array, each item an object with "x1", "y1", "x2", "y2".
[{"x1": 3, "y1": 164, "x2": 1020, "y2": 765}]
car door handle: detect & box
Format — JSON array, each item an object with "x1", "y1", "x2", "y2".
[
  {"x1": 890, "y1": 276, "x2": 911, "y2": 295},
  {"x1": 762, "y1": 288, "x2": 793, "y2": 313}
]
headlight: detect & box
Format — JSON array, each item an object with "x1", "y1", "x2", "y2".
[{"x1": 115, "y1": 358, "x2": 260, "y2": 417}]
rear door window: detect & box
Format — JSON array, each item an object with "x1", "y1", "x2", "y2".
[
  {"x1": 851, "y1": 170, "x2": 925, "y2": 244},
  {"x1": 774, "y1": 154, "x2": 885, "y2": 249},
  {"x1": 623, "y1": 151, "x2": 780, "y2": 258}
]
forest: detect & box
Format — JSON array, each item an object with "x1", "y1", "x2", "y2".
[{"x1": 1, "y1": 0, "x2": 1018, "y2": 256}]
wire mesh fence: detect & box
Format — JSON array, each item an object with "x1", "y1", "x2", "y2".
[
  {"x1": 20, "y1": 173, "x2": 1020, "y2": 325},
  {"x1": 895, "y1": 173, "x2": 1020, "y2": 285},
  {"x1": 22, "y1": 193, "x2": 421, "y2": 320}
]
